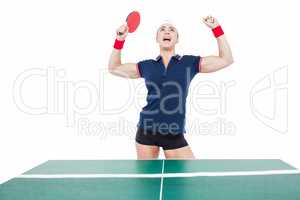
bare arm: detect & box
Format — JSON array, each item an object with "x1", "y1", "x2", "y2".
[
  {"x1": 108, "y1": 48, "x2": 139, "y2": 79},
  {"x1": 108, "y1": 24, "x2": 140, "y2": 79},
  {"x1": 200, "y1": 16, "x2": 234, "y2": 73}
]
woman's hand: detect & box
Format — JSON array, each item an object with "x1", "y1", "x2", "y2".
[
  {"x1": 116, "y1": 24, "x2": 129, "y2": 41},
  {"x1": 202, "y1": 16, "x2": 219, "y2": 29}
]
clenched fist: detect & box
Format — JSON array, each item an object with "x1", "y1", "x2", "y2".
[
  {"x1": 116, "y1": 24, "x2": 128, "y2": 41},
  {"x1": 203, "y1": 16, "x2": 219, "y2": 29}
]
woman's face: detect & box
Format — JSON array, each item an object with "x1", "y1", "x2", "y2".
[{"x1": 156, "y1": 23, "x2": 179, "y2": 50}]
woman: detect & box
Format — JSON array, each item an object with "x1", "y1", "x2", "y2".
[{"x1": 108, "y1": 16, "x2": 233, "y2": 159}]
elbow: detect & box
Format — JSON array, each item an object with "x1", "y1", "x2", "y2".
[
  {"x1": 228, "y1": 57, "x2": 234, "y2": 65},
  {"x1": 108, "y1": 64, "x2": 117, "y2": 74},
  {"x1": 224, "y1": 57, "x2": 234, "y2": 67},
  {"x1": 108, "y1": 67, "x2": 115, "y2": 74}
]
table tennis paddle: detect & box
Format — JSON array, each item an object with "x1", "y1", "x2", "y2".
[{"x1": 118, "y1": 11, "x2": 140, "y2": 35}]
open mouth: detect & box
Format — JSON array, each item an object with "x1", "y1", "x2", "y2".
[{"x1": 163, "y1": 38, "x2": 171, "y2": 42}]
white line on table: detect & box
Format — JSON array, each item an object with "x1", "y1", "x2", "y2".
[
  {"x1": 18, "y1": 170, "x2": 300, "y2": 179},
  {"x1": 159, "y1": 160, "x2": 165, "y2": 200}
]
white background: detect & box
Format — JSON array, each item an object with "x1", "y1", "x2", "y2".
[{"x1": 0, "y1": 0, "x2": 299, "y2": 184}]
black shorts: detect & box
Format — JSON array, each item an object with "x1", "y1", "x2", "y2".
[{"x1": 135, "y1": 128, "x2": 188, "y2": 150}]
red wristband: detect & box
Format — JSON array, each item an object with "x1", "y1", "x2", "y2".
[
  {"x1": 113, "y1": 39, "x2": 125, "y2": 50},
  {"x1": 212, "y1": 26, "x2": 224, "y2": 38}
]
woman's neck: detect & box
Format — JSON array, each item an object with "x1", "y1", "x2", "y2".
[
  {"x1": 159, "y1": 48, "x2": 175, "y2": 68},
  {"x1": 160, "y1": 49, "x2": 176, "y2": 60}
]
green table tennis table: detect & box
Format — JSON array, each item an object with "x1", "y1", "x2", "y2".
[{"x1": 1, "y1": 159, "x2": 300, "y2": 200}]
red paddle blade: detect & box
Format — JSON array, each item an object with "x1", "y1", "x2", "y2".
[{"x1": 126, "y1": 11, "x2": 140, "y2": 33}]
